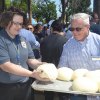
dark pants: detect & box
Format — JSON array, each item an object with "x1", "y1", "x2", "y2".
[
  {"x1": 70, "y1": 94, "x2": 87, "y2": 100},
  {"x1": 29, "y1": 77, "x2": 35, "y2": 100},
  {"x1": 44, "y1": 91, "x2": 87, "y2": 100},
  {"x1": 59, "y1": 93, "x2": 87, "y2": 100},
  {"x1": 59, "y1": 93, "x2": 70, "y2": 100},
  {"x1": 28, "y1": 67, "x2": 36, "y2": 100},
  {"x1": 0, "y1": 80, "x2": 31, "y2": 100},
  {"x1": 44, "y1": 91, "x2": 69, "y2": 100},
  {"x1": 44, "y1": 91, "x2": 54, "y2": 100}
]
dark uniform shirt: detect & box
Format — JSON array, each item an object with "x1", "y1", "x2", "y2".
[{"x1": 0, "y1": 29, "x2": 34, "y2": 83}]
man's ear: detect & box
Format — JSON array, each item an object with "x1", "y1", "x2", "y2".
[{"x1": 86, "y1": 24, "x2": 90, "y2": 29}]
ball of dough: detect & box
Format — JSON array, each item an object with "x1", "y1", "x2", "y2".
[
  {"x1": 57, "y1": 67, "x2": 73, "y2": 81},
  {"x1": 36, "y1": 63, "x2": 58, "y2": 81},
  {"x1": 97, "y1": 81, "x2": 100, "y2": 92},
  {"x1": 85, "y1": 70, "x2": 100, "y2": 92},
  {"x1": 95, "y1": 70, "x2": 100, "y2": 92},
  {"x1": 85, "y1": 70, "x2": 100, "y2": 78},
  {"x1": 72, "y1": 77, "x2": 98, "y2": 93},
  {"x1": 72, "y1": 69, "x2": 88, "y2": 80}
]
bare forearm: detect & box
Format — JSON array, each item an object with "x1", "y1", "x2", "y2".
[
  {"x1": 27, "y1": 59, "x2": 43, "y2": 69},
  {"x1": 0, "y1": 61, "x2": 50, "y2": 81},
  {"x1": 0, "y1": 62, "x2": 33, "y2": 77}
]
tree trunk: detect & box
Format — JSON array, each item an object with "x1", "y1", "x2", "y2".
[
  {"x1": 60, "y1": 0, "x2": 68, "y2": 25},
  {"x1": 93, "y1": 0, "x2": 100, "y2": 19},
  {"x1": 0, "y1": 0, "x2": 5, "y2": 14},
  {"x1": 27, "y1": 0, "x2": 32, "y2": 24}
]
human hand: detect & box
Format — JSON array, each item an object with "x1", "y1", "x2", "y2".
[{"x1": 32, "y1": 70, "x2": 50, "y2": 81}]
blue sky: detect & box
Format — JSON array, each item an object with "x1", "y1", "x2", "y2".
[
  {"x1": 50, "y1": 0, "x2": 93, "y2": 18},
  {"x1": 50, "y1": 0, "x2": 61, "y2": 17}
]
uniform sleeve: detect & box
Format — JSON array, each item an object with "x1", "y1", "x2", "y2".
[{"x1": 0, "y1": 38, "x2": 10, "y2": 64}]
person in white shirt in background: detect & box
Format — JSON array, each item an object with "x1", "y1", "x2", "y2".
[{"x1": 19, "y1": 28, "x2": 40, "y2": 50}]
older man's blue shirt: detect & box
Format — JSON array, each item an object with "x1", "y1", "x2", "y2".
[{"x1": 58, "y1": 32, "x2": 100, "y2": 70}]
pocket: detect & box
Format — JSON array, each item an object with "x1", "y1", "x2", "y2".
[{"x1": 91, "y1": 56, "x2": 100, "y2": 61}]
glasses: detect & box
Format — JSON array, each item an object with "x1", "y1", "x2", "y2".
[
  {"x1": 12, "y1": 21, "x2": 23, "y2": 26},
  {"x1": 27, "y1": 28, "x2": 33, "y2": 30},
  {"x1": 69, "y1": 27, "x2": 83, "y2": 32}
]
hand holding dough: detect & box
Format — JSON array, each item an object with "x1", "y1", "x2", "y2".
[{"x1": 36, "y1": 63, "x2": 58, "y2": 81}]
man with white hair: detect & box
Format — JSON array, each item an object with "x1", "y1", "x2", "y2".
[{"x1": 58, "y1": 13, "x2": 100, "y2": 100}]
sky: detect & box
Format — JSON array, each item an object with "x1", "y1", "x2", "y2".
[
  {"x1": 50, "y1": 0, "x2": 61, "y2": 17},
  {"x1": 50, "y1": 0, "x2": 93, "y2": 18}
]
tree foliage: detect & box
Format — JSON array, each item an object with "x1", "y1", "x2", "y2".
[
  {"x1": 32, "y1": 0, "x2": 57, "y2": 23},
  {"x1": 94, "y1": 0, "x2": 100, "y2": 18},
  {"x1": 0, "y1": 0, "x2": 5, "y2": 13},
  {"x1": 60, "y1": 0, "x2": 91, "y2": 24},
  {"x1": 1, "y1": 0, "x2": 91, "y2": 24},
  {"x1": 11, "y1": 0, "x2": 28, "y2": 12},
  {"x1": 68, "y1": 0, "x2": 91, "y2": 14},
  {"x1": 4, "y1": 0, "x2": 57, "y2": 23}
]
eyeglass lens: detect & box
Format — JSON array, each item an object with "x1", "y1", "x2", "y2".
[
  {"x1": 69, "y1": 27, "x2": 82, "y2": 32},
  {"x1": 12, "y1": 21, "x2": 23, "y2": 26},
  {"x1": 27, "y1": 28, "x2": 33, "y2": 30}
]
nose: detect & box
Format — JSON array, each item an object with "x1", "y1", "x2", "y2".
[
  {"x1": 18, "y1": 23, "x2": 23, "y2": 27},
  {"x1": 17, "y1": 26, "x2": 22, "y2": 31},
  {"x1": 72, "y1": 30, "x2": 79, "y2": 36}
]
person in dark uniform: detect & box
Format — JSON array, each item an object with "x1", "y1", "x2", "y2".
[
  {"x1": 0, "y1": 11, "x2": 48, "y2": 100},
  {"x1": 40, "y1": 20, "x2": 69, "y2": 100}
]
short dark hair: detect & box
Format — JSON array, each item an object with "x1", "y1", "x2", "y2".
[
  {"x1": 7, "y1": 6, "x2": 27, "y2": 25},
  {"x1": 0, "y1": 11, "x2": 23, "y2": 28},
  {"x1": 51, "y1": 20, "x2": 63, "y2": 32}
]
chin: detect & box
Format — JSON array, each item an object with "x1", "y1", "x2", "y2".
[
  {"x1": 15, "y1": 31, "x2": 19, "y2": 35},
  {"x1": 75, "y1": 38, "x2": 83, "y2": 41}
]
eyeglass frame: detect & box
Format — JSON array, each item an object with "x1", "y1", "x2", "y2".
[
  {"x1": 27, "y1": 27, "x2": 33, "y2": 30},
  {"x1": 12, "y1": 21, "x2": 23, "y2": 27},
  {"x1": 69, "y1": 27, "x2": 84, "y2": 32}
]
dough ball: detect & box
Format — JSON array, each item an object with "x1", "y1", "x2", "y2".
[
  {"x1": 57, "y1": 67, "x2": 73, "y2": 81},
  {"x1": 85, "y1": 70, "x2": 100, "y2": 92},
  {"x1": 85, "y1": 70, "x2": 100, "y2": 78},
  {"x1": 36, "y1": 63, "x2": 58, "y2": 81},
  {"x1": 72, "y1": 77, "x2": 98, "y2": 93},
  {"x1": 72, "y1": 69, "x2": 88, "y2": 80}
]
